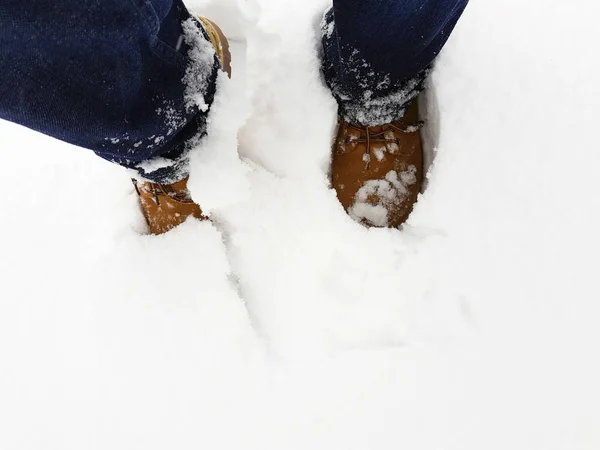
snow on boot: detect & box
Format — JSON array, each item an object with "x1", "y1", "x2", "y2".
[{"x1": 332, "y1": 100, "x2": 424, "y2": 228}]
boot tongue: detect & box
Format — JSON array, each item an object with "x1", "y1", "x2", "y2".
[
  {"x1": 364, "y1": 125, "x2": 386, "y2": 135},
  {"x1": 169, "y1": 177, "x2": 190, "y2": 191}
]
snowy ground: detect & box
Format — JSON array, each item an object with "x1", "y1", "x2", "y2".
[{"x1": 1, "y1": 0, "x2": 600, "y2": 449}]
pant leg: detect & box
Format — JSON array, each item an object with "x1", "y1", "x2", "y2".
[
  {"x1": 0, "y1": 0, "x2": 219, "y2": 183},
  {"x1": 322, "y1": 0, "x2": 469, "y2": 125}
]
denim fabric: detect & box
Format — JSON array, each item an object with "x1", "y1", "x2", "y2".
[
  {"x1": 0, "y1": 0, "x2": 218, "y2": 183},
  {"x1": 0, "y1": 0, "x2": 467, "y2": 180},
  {"x1": 323, "y1": 0, "x2": 469, "y2": 125}
]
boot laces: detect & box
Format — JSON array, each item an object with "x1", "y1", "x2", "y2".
[
  {"x1": 132, "y1": 179, "x2": 193, "y2": 206},
  {"x1": 345, "y1": 120, "x2": 424, "y2": 170}
]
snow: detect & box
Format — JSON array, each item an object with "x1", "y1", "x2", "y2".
[
  {"x1": 135, "y1": 155, "x2": 177, "y2": 174},
  {"x1": 349, "y1": 168, "x2": 417, "y2": 227},
  {"x1": 182, "y1": 17, "x2": 216, "y2": 112},
  {"x1": 1, "y1": 0, "x2": 600, "y2": 449}
]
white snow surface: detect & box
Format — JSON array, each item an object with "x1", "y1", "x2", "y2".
[{"x1": 2, "y1": 0, "x2": 600, "y2": 449}]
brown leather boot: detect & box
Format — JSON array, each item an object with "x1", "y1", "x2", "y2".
[
  {"x1": 133, "y1": 17, "x2": 231, "y2": 235},
  {"x1": 133, "y1": 177, "x2": 207, "y2": 235},
  {"x1": 332, "y1": 100, "x2": 424, "y2": 228},
  {"x1": 197, "y1": 16, "x2": 232, "y2": 77}
]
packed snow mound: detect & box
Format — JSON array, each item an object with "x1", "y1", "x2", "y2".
[{"x1": 1, "y1": 0, "x2": 599, "y2": 449}]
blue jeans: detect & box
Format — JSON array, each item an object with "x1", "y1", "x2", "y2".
[
  {"x1": 323, "y1": 0, "x2": 469, "y2": 125},
  {"x1": 0, "y1": 0, "x2": 468, "y2": 183}
]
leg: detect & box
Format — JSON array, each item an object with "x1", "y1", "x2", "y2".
[
  {"x1": 0, "y1": 0, "x2": 230, "y2": 234},
  {"x1": 323, "y1": 0, "x2": 469, "y2": 125},
  {"x1": 0, "y1": 0, "x2": 218, "y2": 184},
  {"x1": 323, "y1": 0, "x2": 469, "y2": 228}
]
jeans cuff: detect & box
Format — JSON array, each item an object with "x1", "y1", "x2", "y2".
[
  {"x1": 132, "y1": 153, "x2": 191, "y2": 184},
  {"x1": 119, "y1": 16, "x2": 219, "y2": 185},
  {"x1": 334, "y1": 69, "x2": 429, "y2": 126},
  {"x1": 320, "y1": 8, "x2": 429, "y2": 126}
]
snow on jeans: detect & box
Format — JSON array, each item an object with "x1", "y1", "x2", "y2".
[
  {"x1": 0, "y1": 0, "x2": 468, "y2": 183},
  {"x1": 322, "y1": 0, "x2": 469, "y2": 126}
]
